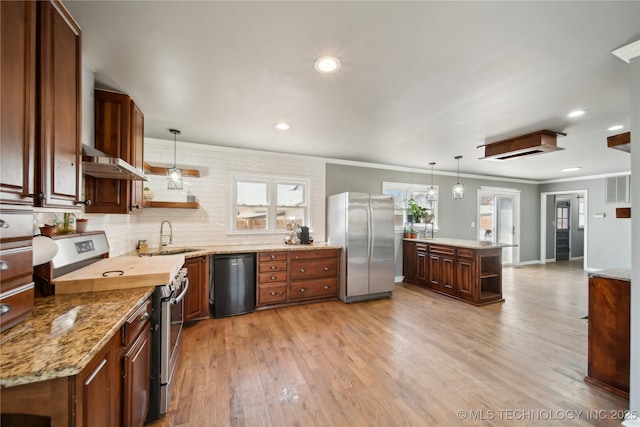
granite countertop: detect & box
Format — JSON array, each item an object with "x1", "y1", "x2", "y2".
[
  {"x1": 0, "y1": 287, "x2": 154, "y2": 388},
  {"x1": 403, "y1": 237, "x2": 514, "y2": 250},
  {"x1": 126, "y1": 241, "x2": 342, "y2": 259},
  {"x1": 588, "y1": 268, "x2": 631, "y2": 281}
]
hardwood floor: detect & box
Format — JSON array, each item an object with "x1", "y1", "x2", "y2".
[{"x1": 148, "y1": 263, "x2": 628, "y2": 426}]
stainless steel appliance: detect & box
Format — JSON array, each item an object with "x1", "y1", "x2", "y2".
[
  {"x1": 210, "y1": 253, "x2": 255, "y2": 318},
  {"x1": 147, "y1": 267, "x2": 189, "y2": 420},
  {"x1": 327, "y1": 192, "x2": 395, "y2": 302}
]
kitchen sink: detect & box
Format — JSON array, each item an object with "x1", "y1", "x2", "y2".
[{"x1": 139, "y1": 247, "x2": 203, "y2": 256}]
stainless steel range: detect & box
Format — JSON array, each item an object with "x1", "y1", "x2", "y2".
[{"x1": 148, "y1": 266, "x2": 189, "y2": 420}]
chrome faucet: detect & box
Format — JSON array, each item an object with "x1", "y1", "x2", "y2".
[{"x1": 159, "y1": 220, "x2": 173, "y2": 249}]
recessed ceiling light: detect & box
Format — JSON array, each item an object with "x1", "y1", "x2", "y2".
[
  {"x1": 560, "y1": 167, "x2": 582, "y2": 172},
  {"x1": 314, "y1": 56, "x2": 341, "y2": 73},
  {"x1": 607, "y1": 124, "x2": 624, "y2": 131},
  {"x1": 275, "y1": 123, "x2": 290, "y2": 131},
  {"x1": 567, "y1": 110, "x2": 586, "y2": 118}
]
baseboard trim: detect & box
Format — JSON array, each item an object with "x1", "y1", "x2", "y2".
[
  {"x1": 395, "y1": 276, "x2": 404, "y2": 283},
  {"x1": 519, "y1": 260, "x2": 542, "y2": 266}
]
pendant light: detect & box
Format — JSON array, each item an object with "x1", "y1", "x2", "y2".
[
  {"x1": 452, "y1": 155, "x2": 464, "y2": 199},
  {"x1": 427, "y1": 162, "x2": 437, "y2": 200},
  {"x1": 167, "y1": 129, "x2": 183, "y2": 190}
]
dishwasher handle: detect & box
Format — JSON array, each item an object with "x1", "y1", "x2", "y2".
[{"x1": 170, "y1": 278, "x2": 189, "y2": 304}]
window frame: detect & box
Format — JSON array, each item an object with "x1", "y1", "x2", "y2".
[
  {"x1": 382, "y1": 181, "x2": 439, "y2": 232},
  {"x1": 232, "y1": 173, "x2": 310, "y2": 234}
]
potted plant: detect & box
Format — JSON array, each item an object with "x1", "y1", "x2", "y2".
[
  {"x1": 143, "y1": 187, "x2": 154, "y2": 201},
  {"x1": 407, "y1": 198, "x2": 428, "y2": 223},
  {"x1": 404, "y1": 224, "x2": 417, "y2": 239},
  {"x1": 186, "y1": 190, "x2": 196, "y2": 203}
]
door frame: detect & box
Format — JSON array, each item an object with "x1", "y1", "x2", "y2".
[
  {"x1": 477, "y1": 187, "x2": 520, "y2": 266},
  {"x1": 540, "y1": 189, "x2": 588, "y2": 270}
]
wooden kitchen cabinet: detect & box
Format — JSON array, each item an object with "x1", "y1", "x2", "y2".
[
  {"x1": 256, "y1": 249, "x2": 339, "y2": 308},
  {"x1": 403, "y1": 239, "x2": 503, "y2": 306},
  {"x1": 0, "y1": 0, "x2": 81, "y2": 209},
  {"x1": 0, "y1": 1, "x2": 36, "y2": 207},
  {"x1": 86, "y1": 90, "x2": 145, "y2": 214},
  {"x1": 585, "y1": 275, "x2": 630, "y2": 397},
  {"x1": 37, "y1": 0, "x2": 82, "y2": 209},
  {"x1": 183, "y1": 256, "x2": 210, "y2": 322}
]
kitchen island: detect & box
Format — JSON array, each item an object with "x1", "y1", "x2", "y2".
[{"x1": 403, "y1": 237, "x2": 509, "y2": 305}]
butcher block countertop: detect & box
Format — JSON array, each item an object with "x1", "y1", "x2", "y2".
[
  {"x1": 0, "y1": 287, "x2": 154, "y2": 388},
  {"x1": 53, "y1": 254, "x2": 186, "y2": 294}
]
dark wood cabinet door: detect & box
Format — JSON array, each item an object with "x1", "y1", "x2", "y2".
[
  {"x1": 0, "y1": 1, "x2": 36, "y2": 206},
  {"x1": 428, "y1": 254, "x2": 440, "y2": 287},
  {"x1": 415, "y1": 251, "x2": 428, "y2": 284},
  {"x1": 441, "y1": 256, "x2": 455, "y2": 292},
  {"x1": 456, "y1": 258, "x2": 475, "y2": 298},
  {"x1": 37, "y1": 0, "x2": 81, "y2": 209},
  {"x1": 402, "y1": 241, "x2": 416, "y2": 282},
  {"x1": 130, "y1": 102, "x2": 145, "y2": 211},
  {"x1": 184, "y1": 256, "x2": 210, "y2": 322},
  {"x1": 78, "y1": 335, "x2": 117, "y2": 427},
  {"x1": 122, "y1": 327, "x2": 151, "y2": 427}
]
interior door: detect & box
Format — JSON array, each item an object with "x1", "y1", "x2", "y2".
[{"x1": 555, "y1": 200, "x2": 570, "y2": 260}]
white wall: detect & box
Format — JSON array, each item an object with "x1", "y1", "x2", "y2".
[{"x1": 91, "y1": 138, "x2": 326, "y2": 256}]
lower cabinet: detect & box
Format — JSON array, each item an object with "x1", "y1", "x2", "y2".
[
  {"x1": 183, "y1": 256, "x2": 210, "y2": 322},
  {"x1": 403, "y1": 240, "x2": 503, "y2": 306},
  {"x1": 0, "y1": 295, "x2": 152, "y2": 427},
  {"x1": 257, "y1": 249, "x2": 339, "y2": 308}
]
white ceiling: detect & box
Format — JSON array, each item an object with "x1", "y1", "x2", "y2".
[{"x1": 64, "y1": 1, "x2": 639, "y2": 181}]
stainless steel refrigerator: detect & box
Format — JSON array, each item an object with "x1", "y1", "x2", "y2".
[{"x1": 327, "y1": 192, "x2": 395, "y2": 303}]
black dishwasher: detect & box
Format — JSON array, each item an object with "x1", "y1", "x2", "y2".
[{"x1": 210, "y1": 253, "x2": 256, "y2": 318}]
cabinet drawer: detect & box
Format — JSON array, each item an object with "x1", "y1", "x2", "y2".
[
  {"x1": 457, "y1": 248, "x2": 475, "y2": 258},
  {"x1": 258, "y1": 271, "x2": 288, "y2": 284},
  {"x1": 290, "y1": 259, "x2": 338, "y2": 280},
  {"x1": 290, "y1": 278, "x2": 337, "y2": 300},
  {"x1": 0, "y1": 213, "x2": 32, "y2": 241},
  {"x1": 0, "y1": 247, "x2": 33, "y2": 292},
  {"x1": 0, "y1": 282, "x2": 34, "y2": 333},
  {"x1": 429, "y1": 245, "x2": 455, "y2": 256},
  {"x1": 258, "y1": 284, "x2": 287, "y2": 304},
  {"x1": 416, "y1": 243, "x2": 428, "y2": 252},
  {"x1": 258, "y1": 261, "x2": 287, "y2": 273},
  {"x1": 122, "y1": 299, "x2": 151, "y2": 348},
  {"x1": 258, "y1": 252, "x2": 287, "y2": 262},
  {"x1": 290, "y1": 249, "x2": 339, "y2": 260}
]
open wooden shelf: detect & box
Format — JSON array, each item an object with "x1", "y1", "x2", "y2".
[
  {"x1": 142, "y1": 201, "x2": 199, "y2": 209},
  {"x1": 143, "y1": 162, "x2": 201, "y2": 177}
]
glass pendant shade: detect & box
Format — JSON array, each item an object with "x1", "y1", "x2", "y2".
[
  {"x1": 167, "y1": 129, "x2": 183, "y2": 190},
  {"x1": 452, "y1": 155, "x2": 464, "y2": 199},
  {"x1": 427, "y1": 162, "x2": 437, "y2": 201}
]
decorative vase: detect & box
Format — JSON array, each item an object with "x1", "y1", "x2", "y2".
[{"x1": 186, "y1": 195, "x2": 196, "y2": 203}]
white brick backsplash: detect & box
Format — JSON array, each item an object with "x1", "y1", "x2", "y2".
[{"x1": 81, "y1": 138, "x2": 327, "y2": 256}]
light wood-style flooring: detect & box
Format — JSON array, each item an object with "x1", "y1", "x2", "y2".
[{"x1": 148, "y1": 262, "x2": 628, "y2": 426}]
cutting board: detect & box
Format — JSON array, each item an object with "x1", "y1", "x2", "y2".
[{"x1": 53, "y1": 254, "x2": 186, "y2": 294}]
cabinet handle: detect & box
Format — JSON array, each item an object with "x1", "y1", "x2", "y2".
[
  {"x1": 0, "y1": 261, "x2": 9, "y2": 271},
  {"x1": 299, "y1": 288, "x2": 307, "y2": 293},
  {"x1": 76, "y1": 199, "x2": 92, "y2": 206},
  {"x1": 269, "y1": 291, "x2": 277, "y2": 296},
  {"x1": 0, "y1": 220, "x2": 8, "y2": 229},
  {"x1": 300, "y1": 268, "x2": 306, "y2": 273},
  {"x1": 280, "y1": 291, "x2": 285, "y2": 295},
  {"x1": 323, "y1": 285, "x2": 330, "y2": 290},
  {"x1": 28, "y1": 192, "x2": 45, "y2": 200},
  {"x1": 132, "y1": 204, "x2": 141, "y2": 210},
  {"x1": 0, "y1": 304, "x2": 10, "y2": 315},
  {"x1": 270, "y1": 254, "x2": 276, "y2": 259},
  {"x1": 270, "y1": 276, "x2": 277, "y2": 280},
  {"x1": 139, "y1": 311, "x2": 150, "y2": 322},
  {"x1": 270, "y1": 265, "x2": 277, "y2": 270},
  {"x1": 324, "y1": 267, "x2": 330, "y2": 271}
]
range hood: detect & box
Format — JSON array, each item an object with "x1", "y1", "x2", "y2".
[
  {"x1": 478, "y1": 130, "x2": 566, "y2": 161},
  {"x1": 82, "y1": 145, "x2": 149, "y2": 181}
]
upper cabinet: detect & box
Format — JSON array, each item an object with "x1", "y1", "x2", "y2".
[
  {"x1": 1, "y1": 1, "x2": 36, "y2": 207},
  {"x1": 86, "y1": 90, "x2": 145, "y2": 214},
  {"x1": 1, "y1": 0, "x2": 82, "y2": 209}
]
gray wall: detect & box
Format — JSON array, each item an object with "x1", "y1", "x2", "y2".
[
  {"x1": 540, "y1": 177, "x2": 631, "y2": 270},
  {"x1": 326, "y1": 163, "x2": 541, "y2": 272}
]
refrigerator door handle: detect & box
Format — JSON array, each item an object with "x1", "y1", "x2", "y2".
[{"x1": 367, "y1": 204, "x2": 373, "y2": 263}]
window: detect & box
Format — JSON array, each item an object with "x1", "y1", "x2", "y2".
[
  {"x1": 382, "y1": 181, "x2": 439, "y2": 231},
  {"x1": 577, "y1": 197, "x2": 585, "y2": 229},
  {"x1": 234, "y1": 174, "x2": 308, "y2": 232},
  {"x1": 556, "y1": 205, "x2": 569, "y2": 230},
  {"x1": 606, "y1": 175, "x2": 630, "y2": 204}
]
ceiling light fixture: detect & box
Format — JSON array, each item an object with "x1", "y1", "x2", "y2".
[
  {"x1": 607, "y1": 124, "x2": 624, "y2": 131},
  {"x1": 167, "y1": 129, "x2": 183, "y2": 190},
  {"x1": 560, "y1": 167, "x2": 582, "y2": 172},
  {"x1": 275, "y1": 123, "x2": 290, "y2": 131},
  {"x1": 452, "y1": 156, "x2": 464, "y2": 199},
  {"x1": 427, "y1": 162, "x2": 437, "y2": 201},
  {"x1": 567, "y1": 109, "x2": 586, "y2": 118},
  {"x1": 314, "y1": 56, "x2": 341, "y2": 73}
]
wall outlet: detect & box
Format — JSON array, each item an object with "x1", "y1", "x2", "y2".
[{"x1": 471, "y1": 222, "x2": 475, "y2": 227}]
